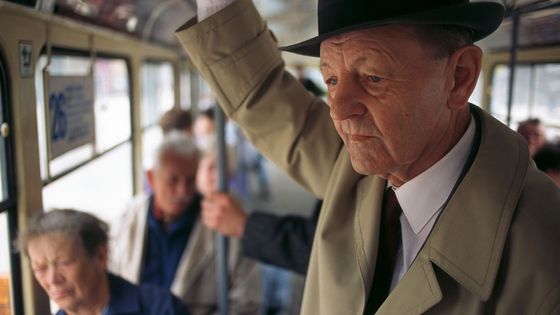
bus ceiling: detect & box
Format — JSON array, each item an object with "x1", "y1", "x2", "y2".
[{"x1": 3, "y1": 0, "x2": 560, "y2": 53}]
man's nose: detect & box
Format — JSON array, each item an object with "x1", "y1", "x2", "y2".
[
  {"x1": 46, "y1": 267, "x2": 63, "y2": 285},
  {"x1": 176, "y1": 180, "x2": 191, "y2": 196},
  {"x1": 328, "y1": 76, "x2": 366, "y2": 121}
]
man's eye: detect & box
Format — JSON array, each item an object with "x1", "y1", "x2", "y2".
[
  {"x1": 33, "y1": 266, "x2": 47, "y2": 274},
  {"x1": 368, "y1": 75, "x2": 382, "y2": 83},
  {"x1": 59, "y1": 259, "x2": 74, "y2": 267},
  {"x1": 325, "y1": 78, "x2": 338, "y2": 86}
]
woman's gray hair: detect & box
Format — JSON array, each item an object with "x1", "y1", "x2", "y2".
[
  {"x1": 152, "y1": 130, "x2": 200, "y2": 171},
  {"x1": 18, "y1": 209, "x2": 109, "y2": 258}
]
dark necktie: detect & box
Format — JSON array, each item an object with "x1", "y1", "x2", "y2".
[{"x1": 363, "y1": 188, "x2": 403, "y2": 314}]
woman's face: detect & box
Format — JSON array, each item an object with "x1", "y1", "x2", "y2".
[{"x1": 27, "y1": 232, "x2": 107, "y2": 314}]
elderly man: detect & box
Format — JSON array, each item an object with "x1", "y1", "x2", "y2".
[
  {"x1": 18, "y1": 209, "x2": 189, "y2": 315},
  {"x1": 109, "y1": 132, "x2": 260, "y2": 315},
  {"x1": 176, "y1": 0, "x2": 560, "y2": 314}
]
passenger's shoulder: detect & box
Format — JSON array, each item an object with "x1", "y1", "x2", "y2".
[
  {"x1": 114, "y1": 193, "x2": 150, "y2": 223},
  {"x1": 509, "y1": 165, "x2": 560, "y2": 266},
  {"x1": 517, "y1": 165, "x2": 560, "y2": 225}
]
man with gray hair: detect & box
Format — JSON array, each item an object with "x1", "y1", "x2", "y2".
[
  {"x1": 175, "y1": 0, "x2": 560, "y2": 314},
  {"x1": 109, "y1": 131, "x2": 260, "y2": 315},
  {"x1": 18, "y1": 208, "x2": 189, "y2": 315}
]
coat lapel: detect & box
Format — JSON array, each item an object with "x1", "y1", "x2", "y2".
[
  {"x1": 130, "y1": 196, "x2": 149, "y2": 283},
  {"x1": 354, "y1": 175, "x2": 385, "y2": 303},
  {"x1": 303, "y1": 150, "x2": 367, "y2": 315},
  {"x1": 171, "y1": 222, "x2": 215, "y2": 297},
  {"x1": 378, "y1": 252, "x2": 442, "y2": 314},
  {"x1": 425, "y1": 107, "x2": 528, "y2": 300}
]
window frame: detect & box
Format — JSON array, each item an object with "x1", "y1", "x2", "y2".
[
  {"x1": 37, "y1": 47, "x2": 138, "y2": 189},
  {"x1": 487, "y1": 59, "x2": 560, "y2": 133}
]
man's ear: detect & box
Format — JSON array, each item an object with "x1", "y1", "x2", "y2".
[
  {"x1": 447, "y1": 45, "x2": 482, "y2": 110},
  {"x1": 146, "y1": 169, "x2": 155, "y2": 189},
  {"x1": 96, "y1": 244, "x2": 109, "y2": 268}
]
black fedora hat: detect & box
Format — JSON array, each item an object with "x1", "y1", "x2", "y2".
[{"x1": 280, "y1": 0, "x2": 505, "y2": 57}]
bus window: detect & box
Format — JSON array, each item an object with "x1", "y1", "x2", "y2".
[
  {"x1": 141, "y1": 62, "x2": 174, "y2": 170},
  {"x1": 141, "y1": 62, "x2": 174, "y2": 128},
  {"x1": 489, "y1": 63, "x2": 560, "y2": 140},
  {"x1": 95, "y1": 59, "x2": 132, "y2": 152},
  {"x1": 35, "y1": 54, "x2": 134, "y2": 223}
]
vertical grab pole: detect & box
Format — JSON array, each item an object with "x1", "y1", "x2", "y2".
[
  {"x1": 506, "y1": 11, "x2": 519, "y2": 126},
  {"x1": 215, "y1": 106, "x2": 229, "y2": 315},
  {"x1": 42, "y1": 25, "x2": 53, "y2": 180},
  {"x1": 88, "y1": 34, "x2": 97, "y2": 155}
]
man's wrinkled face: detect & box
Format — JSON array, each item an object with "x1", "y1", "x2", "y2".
[
  {"x1": 320, "y1": 25, "x2": 453, "y2": 178},
  {"x1": 28, "y1": 232, "x2": 106, "y2": 314},
  {"x1": 149, "y1": 151, "x2": 198, "y2": 220}
]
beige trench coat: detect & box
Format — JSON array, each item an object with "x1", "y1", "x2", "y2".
[
  {"x1": 176, "y1": 1, "x2": 560, "y2": 314},
  {"x1": 108, "y1": 193, "x2": 261, "y2": 315}
]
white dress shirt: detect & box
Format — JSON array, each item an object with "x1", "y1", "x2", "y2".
[{"x1": 390, "y1": 116, "x2": 476, "y2": 290}]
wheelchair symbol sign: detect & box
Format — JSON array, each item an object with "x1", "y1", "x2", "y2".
[
  {"x1": 19, "y1": 41, "x2": 33, "y2": 78},
  {"x1": 47, "y1": 75, "x2": 95, "y2": 159},
  {"x1": 49, "y1": 93, "x2": 67, "y2": 141}
]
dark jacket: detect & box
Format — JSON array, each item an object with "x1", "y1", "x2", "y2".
[
  {"x1": 242, "y1": 200, "x2": 321, "y2": 275},
  {"x1": 56, "y1": 273, "x2": 189, "y2": 315}
]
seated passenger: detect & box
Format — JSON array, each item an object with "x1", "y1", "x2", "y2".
[
  {"x1": 517, "y1": 118, "x2": 547, "y2": 158},
  {"x1": 18, "y1": 209, "x2": 189, "y2": 315},
  {"x1": 109, "y1": 131, "x2": 260, "y2": 315},
  {"x1": 534, "y1": 143, "x2": 560, "y2": 186}
]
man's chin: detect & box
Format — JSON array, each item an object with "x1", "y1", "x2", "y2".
[
  {"x1": 349, "y1": 157, "x2": 389, "y2": 176},
  {"x1": 166, "y1": 207, "x2": 188, "y2": 218},
  {"x1": 53, "y1": 296, "x2": 76, "y2": 311}
]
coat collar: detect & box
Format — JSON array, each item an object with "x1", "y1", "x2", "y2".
[
  {"x1": 424, "y1": 106, "x2": 528, "y2": 299},
  {"x1": 356, "y1": 106, "x2": 529, "y2": 313}
]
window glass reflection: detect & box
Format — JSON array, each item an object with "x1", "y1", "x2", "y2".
[{"x1": 141, "y1": 62, "x2": 174, "y2": 128}]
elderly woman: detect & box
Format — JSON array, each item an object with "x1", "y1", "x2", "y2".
[{"x1": 18, "y1": 209, "x2": 190, "y2": 315}]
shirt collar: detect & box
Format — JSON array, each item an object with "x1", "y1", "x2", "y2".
[{"x1": 393, "y1": 116, "x2": 476, "y2": 235}]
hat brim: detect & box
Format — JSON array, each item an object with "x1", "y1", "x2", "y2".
[{"x1": 280, "y1": 2, "x2": 505, "y2": 57}]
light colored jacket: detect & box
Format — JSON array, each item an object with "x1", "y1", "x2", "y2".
[
  {"x1": 176, "y1": 1, "x2": 560, "y2": 314},
  {"x1": 109, "y1": 193, "x2": 261, "y2": 315}
]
